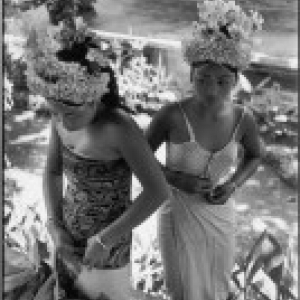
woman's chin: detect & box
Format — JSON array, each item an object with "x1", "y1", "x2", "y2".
[
  {"x1": 63, "y1": 122, "x2": 81, "y2": 132},
  {"x1": 201, "y1": 95, "x2": 220, "y2": 105},
  {"x1": 206, "y1": 94, "x2": 219, "y2": 101}
]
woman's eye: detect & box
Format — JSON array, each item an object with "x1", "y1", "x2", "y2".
[
  {"x1": 219, "y1": 80, "x2": 230, "y2": 86},
  {"x1": 64, "y1": 113, "x2": 74, "y2": 117}
]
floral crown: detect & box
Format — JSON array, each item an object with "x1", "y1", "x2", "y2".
[
  {"x1": 26, "y1": 18, "x2": 111, "y2": 106},
  {"x1": 182, "y1": 0, "x2": 264, "y2": 70}
]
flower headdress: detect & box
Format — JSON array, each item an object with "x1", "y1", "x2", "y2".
[
  {"x1": 26, "y1": 17, "x2": 110, "y2": 106},
  {"x1": 182, "y1": 0, "x2": 264, "y2": 70}
]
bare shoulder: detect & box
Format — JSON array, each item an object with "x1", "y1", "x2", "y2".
[
  {"x1": 155, "y1": 99, "x2": 191, "y2": 124},
  {"x1": 102, "y1": 108, "x2": 142, "y2": 140}
]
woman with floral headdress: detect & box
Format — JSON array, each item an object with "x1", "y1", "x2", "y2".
[
  {"x1": 26, "y1": 17, "x2": 170, "y2": 300},
  {"x1": 146, "y1": 0, "x2": 264, "y2": 299}
]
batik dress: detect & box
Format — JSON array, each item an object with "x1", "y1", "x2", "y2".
[{"x1": 54, "y1": 141, "x2": 133, "y2": 300}]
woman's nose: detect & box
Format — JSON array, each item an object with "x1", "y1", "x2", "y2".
[
  {"x1": 53, "y1": 114, "x2": 62, "y2": 122},
  {"x1": 204, "y1": 80, "x2": 219, "y2": 94}
]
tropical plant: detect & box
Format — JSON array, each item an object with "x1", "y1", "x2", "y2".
[
  {"x1": 235, "y1": 77, "x2": 298, "y2": 189},
  {"x1": 4, "y1": 0, "x2": 96, "y2": 18},
  {"x1": 231, "y1": 230, "x2": 298, "y2": 300},
  {"x1": 109, "y1": 38, "x2": 178, "y2": 113}
]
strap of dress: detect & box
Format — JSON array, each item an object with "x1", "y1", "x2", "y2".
[
  {"x1": 177, "y1": 102, "x2": 196, "y2": 142},
  {"x1": 232, "y1": 106, "x2": 247, "y2": 139}
]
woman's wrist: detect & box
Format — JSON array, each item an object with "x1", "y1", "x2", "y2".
[
  {"x1": 93, "y1": 233, "x2": 110, "y2": 250},
  {"x1": 93, "y1": 230, "x2": 114, "y2": 249}
]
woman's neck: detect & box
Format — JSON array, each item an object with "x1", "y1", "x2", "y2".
[{"x1": 191, "y1": 98, "x2": 229, "y2": 120}]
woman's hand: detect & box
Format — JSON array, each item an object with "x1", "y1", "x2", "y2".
[
  {"x1": 83, "y1": 235, "x2": 111, "y2": 269},
  {"x1": 207, "y1": 181, "x2": 236, "y2": 205},
  {"x1": 166, "y1": 168, "x2": 213, "y2": 195}
]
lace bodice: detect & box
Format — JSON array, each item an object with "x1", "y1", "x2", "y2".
[{"x1": 166, "y1": 104, "x2": 244, "y2": 186}]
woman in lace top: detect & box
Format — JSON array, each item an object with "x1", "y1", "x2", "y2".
[
  {"x1": 146, "y1": 61, "x2": 262, "y2": 300},
  {"x1": 145, "y1": 1, "x2": 264, "y2": 298}
]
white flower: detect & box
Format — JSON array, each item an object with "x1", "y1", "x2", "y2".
[
  {"x1": 274, "y1": 115, "x2": 288, "y2": 123},
  {"x1": 157, "y1": 91, "x2": 177, "y2": 102},
  {"x1": 87, "y1": 48, "x2": 109, "y2": 66},
  {"x1": 183, "y1": 0, "x2": 264, "y2": 69},
  {"x1": 25, "y1": 19, "x2": 112, "y2": 106},
  {"x1": 75, "y1": 17, "x2": 86, "y2": 30}
]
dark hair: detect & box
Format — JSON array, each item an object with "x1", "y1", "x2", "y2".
[
  {"x1": 222, "y1": 63, "x2": 238, "y2": 79},
  {"x1": 191, "y1": 60, "x2": 238, "y2": 81},
  {"x1": 56, "y1": 38, "x2": 132, "y2": 112}
]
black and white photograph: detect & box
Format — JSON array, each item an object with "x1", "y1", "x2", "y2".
[{"x1": 3, "y1": 0, "x2": 298, "y2": 299}]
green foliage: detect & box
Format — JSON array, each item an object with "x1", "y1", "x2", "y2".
[
  {"x1": 4, "y1": 75, "x2": 14, "y2": 112},
  {"x1": 238, "y1": 78, "x2": 297, "y2": 146},
  {"x1": 5, "y1": 192, "x2": 49, "y2": 257},
  {"x1": 132, "y1": 237, "x2": 167, "y2": 297},
  {"x1": 4, "y1": 35, "x2": 30, "y2": 111},
  {"x1": 4, "y1": 0, "x2": 96, "y2": 18},
  {"x1": 6, "y1": 57, "x2": 28, "y2": 90},
  {"x1": 46, "y1": 0, "x2": 96, "y2": 25},
  {"x1": 110, "y1": 39, "x2": 178, "y2": 113},
  {"x1": 4, "y1": 11, "x2": 298, "y2": 296},
  {"x1": 23, "y1": 36, "x2": 178, "y2": 115},
  {"x1": 263, "y1": 146, "x2": 298, "y2": 189},
  {"x1": 251, "y1": 85, "x2": 297, "y2": 144},
  {"x1": 236, "y1": 78, "x2": 298, "y2": 189},
  {"x1": 5, "y1": 170, "x2": 50, "y2": 264}
]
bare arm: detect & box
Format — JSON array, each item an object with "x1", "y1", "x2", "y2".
[
  {"x1": 210, "y1": 107, "x2": 263, "y2": 203},
  {"x1": 99, "y1": 114, "x2": 170, "y2": 246},
  {"x1": 146, "y1": 104, "x2": 171, "y2": 153},
  {"x1": 43, "y1": 120, "x2": 75, "y2": 252},
  {"x1": 43, "y1": 120, "x2": 64, "y2": 224},
  {"x1": 145, "y1": 104, "x2": 178, "y2": 181},
  {"x1": 228, "y1": 107, "x2": 262, "y2": 188}
]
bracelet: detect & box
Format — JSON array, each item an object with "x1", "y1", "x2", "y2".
[{"x1": 94, "y1": 234, "x2": 109, "y2": 250}]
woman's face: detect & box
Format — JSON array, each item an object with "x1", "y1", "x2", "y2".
[
  {"x1": 192, "y1": 63, "x2": 236, "y2": 104},
  {"x1": 48, "y1": 100, "x2": 98, "y2": 131}
]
